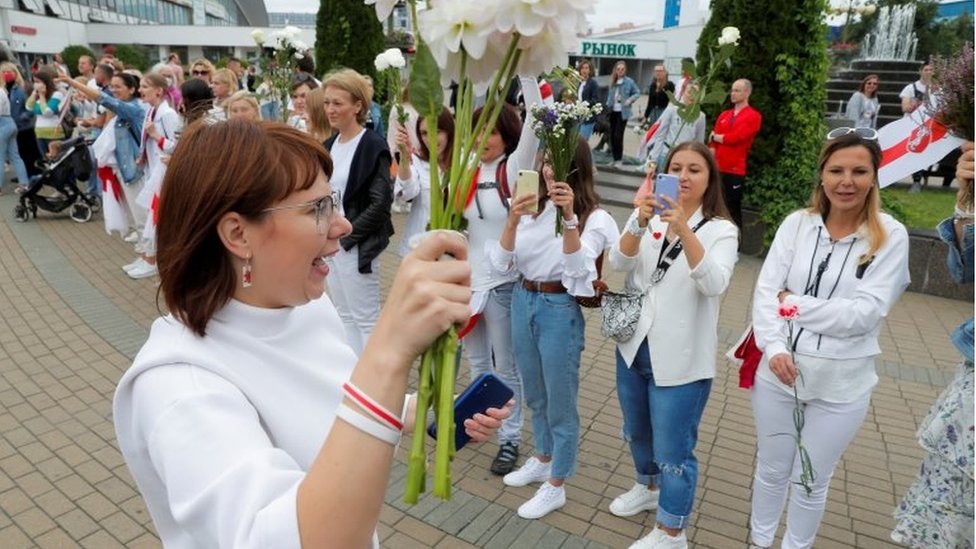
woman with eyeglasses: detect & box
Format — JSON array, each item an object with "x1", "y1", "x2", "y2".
[
  {"x1": 189, "y1": 58, "x2": 215, "y2": 84},
  {"x1": 845, "y1": 74, "x2": 880, "y2": 129},
  {"x1": 321, "y1": 69, "x2": 394, "y2": 356},
  {"x1": 112, "y1": 120, "x2": 505, "y2": 548},
  {"x1": 748, "y1": 129, "x2": 910, "y2": 549}
]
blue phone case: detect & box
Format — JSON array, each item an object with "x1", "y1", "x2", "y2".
[
  {"x1": 427, "y1": 373, "x2": 514, "y2": 451},
  {"x1": 654, "y1": 173, "x2": 680, "y2": 216}
]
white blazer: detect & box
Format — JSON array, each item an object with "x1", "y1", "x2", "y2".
[{"x1": 609, "y1": 207, "x2": 739, "y2": 386}]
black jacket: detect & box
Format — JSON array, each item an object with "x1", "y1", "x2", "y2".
[
  {"x1": 325, "y1": 130, "x2": 394, "y2": 274},
  {"x1": 580, "y1": 77, "x2": 600, "y2": 122}
]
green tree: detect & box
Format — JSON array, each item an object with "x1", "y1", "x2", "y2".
[
  {"x1": 315, "y1": 0, "x2": 385, "y2": 83},
  {"x1": 114, "y1": 44, "x2": 151, "y2": 72},
  {"x1": 60, "y1": 45, "x2": 96, "y2": 77},
  {"x1": 697, "y1": 0, "x2": 829, "y2": 246}
]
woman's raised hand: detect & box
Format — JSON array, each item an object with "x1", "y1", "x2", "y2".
[
  {"x1": 549, "y1": 182, "x2": 575, "y2": 218},
  {"x1": 396, "y1": 125, "x2": 411, "y2": 156},
  {"x1": 369, "y1": 231, "x2": 471, "y2": 368},
  {"x1": 508, "y1": 192, "x2": 537, "y2": 223}
]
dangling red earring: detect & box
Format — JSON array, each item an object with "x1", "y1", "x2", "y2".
[{"x1": 242, "y1": 255, "x2": 252, "y2": 288}]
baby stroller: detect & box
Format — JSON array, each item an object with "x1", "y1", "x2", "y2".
[{"x1": 14, "y1": 136, "x2": 101, "y2": 223}]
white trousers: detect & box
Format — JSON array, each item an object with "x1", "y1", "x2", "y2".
[
  {"x1": 121, "y1": 177, "x2": 147, "y2": 229},
  {"x1": 327, "y1": 245, "x2": 379, "y2": 357},
  {"x1": 750, "y1": 378, "x2": 871, "y2": 549}
]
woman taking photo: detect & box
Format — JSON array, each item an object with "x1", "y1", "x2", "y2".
[
  {"x1": 322, "y1": 69, "x2": 393, "y2": 356},
  {"x1": 606, "y1": 60, "x2": 640, "y2": 169},
  {"x1": 749, "y1": 129, "x2": 910, "y2": 549},
  {"x1": 608, "y1": 141, "x2": 738, "y2": 549},
  {"x1": 845, "y1": 74, "x2": 880, "y2": 129},
  {"x1": 393, "y1": 107, "x2": 453, "y2": 257},
  {"x1": 113, "y1": 120, "x2": 505, "y2": 548},
  {"x1": 642, "y1": 64, "x2": 674, "y2": 126},
  {"x1": 463, "y1": 76, "x2": 544, "y2": 477},
  {"x1": 26, "y1": 69, "x2": 66, "y2": 156},
  {"x1": 288, "y1": 75, "x2": 314, "y2": 132},
  {"x1": 491, "y1": 137, "x2": 619, "y2": 520}
]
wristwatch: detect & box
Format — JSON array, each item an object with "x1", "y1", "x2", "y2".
[{"x1": 625, "y1": 216, "x2": 646, "y2": 237}]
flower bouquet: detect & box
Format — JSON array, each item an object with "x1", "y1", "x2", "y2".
[
  {"x1": 250, "y1": 26, "x2": 309, "y2": 123},
  {"x1": 932, "y1": 42, "x2": 974, "y2": 210},
  {"x1": 529, "y1": 96, "x2": 602, "y2": 235},
  {"x1": 364, "y1": 0, "x2": 593, "y2": 503}
]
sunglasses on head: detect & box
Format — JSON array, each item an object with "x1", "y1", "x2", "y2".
[{"x1": 826, "y1": 126, "x2": 878, "y2": 141}]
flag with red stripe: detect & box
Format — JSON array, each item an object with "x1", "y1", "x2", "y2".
[{"x1": 878, "y1": 109, "x2": 965, "y2": 188}]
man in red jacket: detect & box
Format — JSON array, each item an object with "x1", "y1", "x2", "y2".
[{"x1": 710, "y1": 79, "x2": 762, "y2": 229}]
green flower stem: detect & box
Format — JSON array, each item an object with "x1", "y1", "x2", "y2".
[
  {"x1": 404, "y1": 344, "x2": 434, "y2": 503},
  {"x1": 432, "y1": 330, "x2": 458, "y2": 498}
]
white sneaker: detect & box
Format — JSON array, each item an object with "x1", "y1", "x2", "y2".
[
  {"x1": 517, "y1": 482, "x2": 565, "y2": 519},
  {"x1": 127, "y1": 261, "x2": 158, "y2": 279},
  {"x1": 628, "y1": 528, "x2": 688, "y2": 549},
  {"x1": 503, "y1": 456, "x2": 551, "y2": 487},
  {"x1": 123, "y1": 230, "x2": 140, "y2": 243},
  {"x1": 122, "y1": 258, "x2": 145, "y2": 273},
  {"x1": 610, "y1": 482, "x2": 660, "y2": 517}
]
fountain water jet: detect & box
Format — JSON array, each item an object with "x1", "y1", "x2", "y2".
[{"x1": 860, "y1": 4, "x2": 918, "y2": 60}]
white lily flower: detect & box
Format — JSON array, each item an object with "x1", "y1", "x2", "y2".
[
  {"x1": 364, "y1": 0, "x2": 399, "y2": 21},
  {"x1": 718, "y1": 26, "x2": 741, "y2": 46},
  {"x1": 516, "y1": 20, "x2": 576, "y2": 78}
]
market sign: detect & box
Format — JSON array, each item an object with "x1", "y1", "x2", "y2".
[
  {"x1": 11, "y1": 26, "x2": 37, "y2": 36},
  {"x1": 580, "y1": 41, "x2": 637, "y2": 58}
]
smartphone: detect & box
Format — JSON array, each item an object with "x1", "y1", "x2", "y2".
[
  {"x1": 515, "y1": 169, "x2": 539, "y2": 214},
  {"x1": 654, "y1": 173, "x2": 680, "y2": 216},
  {"x1": 427, "y1": 373, "x2": 514, "y2": 451}
]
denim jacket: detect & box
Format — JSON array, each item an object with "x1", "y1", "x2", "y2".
[
  {"x1": 97, "y1": 91, "x2": 146, "y2": 184},
  {"x1": 8, "y1": 85, "x2": 35, "y2": 132},
  {"x1": 937, "y1": 216, "x2": 974, "y2": 361},
  {"x1": 605, "y1": 76, "x2": 641, "y2": 120}
]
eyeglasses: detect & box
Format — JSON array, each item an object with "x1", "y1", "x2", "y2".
[
  {"x1": 261, "y1": 191, "x2": 340, "y2": 235},
  {"x1": 826, "y1": 126, "x2": 878, "y2": 141},
  {"x1": 191, "y1": 70, "x2": 210, "y2": 76}
]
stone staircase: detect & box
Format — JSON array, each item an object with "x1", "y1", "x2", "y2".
[{"x1": 825, "y1": 59, "x2": 923, "y2": 127}]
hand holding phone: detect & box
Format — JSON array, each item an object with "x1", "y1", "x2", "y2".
[
  {"x1": 514, "y1": 169, "x2": 539, "y2": 214},
  {"x1": 427, "y1": 373, "x2": 514, "y2": 451},
  {"x1": 653, "y1": 173, "x2": 680, "y2": 217}
]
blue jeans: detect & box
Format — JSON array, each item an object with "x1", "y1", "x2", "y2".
[
  {"x1": 465, "y1": 282, "x2": 523, "y2": 444},
  {"x1": 579, "y1": 121, "x2": 595, "y2": 141},
  {"x1": 0, "y1": 116, "x2": 29, "y2": 187},
  {"x1": 512, "y1": 285, "x2": 584, "y2": 479},
  {"x1": 616, "y1": 338, "x2": 712, "y2": 529}
]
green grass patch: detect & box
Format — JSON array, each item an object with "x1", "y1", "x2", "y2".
[{"x1": 881, "y1": 187, "x2": 957, "y2": 230}]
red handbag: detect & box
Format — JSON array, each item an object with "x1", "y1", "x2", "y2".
[{"x1": 728, "y1": 326, "x2": 763, "y2": 389}]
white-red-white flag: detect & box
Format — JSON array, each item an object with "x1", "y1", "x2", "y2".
[{"x1": 877, "y1": 109, "x2": 964, "y2": 188}]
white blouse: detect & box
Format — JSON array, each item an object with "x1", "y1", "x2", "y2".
[
  {"x1": 394, "y1": 154, "x2": 432, "y2": 257},
  {"x1": 487, "y1": 202, "x2": 619, "y2": 297},
  {"x1": 609, "y1": 208, "x2": 739, "y2": 386}
]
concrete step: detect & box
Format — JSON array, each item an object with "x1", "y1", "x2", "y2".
[{"x1": 595, "y1": 167, "x2": 643, "y2": 209}]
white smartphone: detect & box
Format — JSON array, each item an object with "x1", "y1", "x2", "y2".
[
  {"x1": 654, "y1": 173, "x2": 680, "y2": 216},
  {"x1": 515, "y1": 169, "x2": 539, "y2": 214}
]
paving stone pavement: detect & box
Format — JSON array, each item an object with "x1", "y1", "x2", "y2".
[{"x1": 0, "y1": 188, "x2": 970, "y2": 548}]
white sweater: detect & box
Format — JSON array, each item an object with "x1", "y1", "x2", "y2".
[
  {"x1": 609, "y1": 208, "x2": 739, "y2": 386},
  {"x1": 113, "y1": 297, "x2": 378, "y2": 549}
]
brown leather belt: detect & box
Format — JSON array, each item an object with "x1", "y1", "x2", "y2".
[{"x1": 521, "y1": 279, "x2": 567, "y2": 294}]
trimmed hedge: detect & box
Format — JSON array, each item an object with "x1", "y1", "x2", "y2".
[{"x1": 315, "y1": 0, "x2": 385, "y2": 83}]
